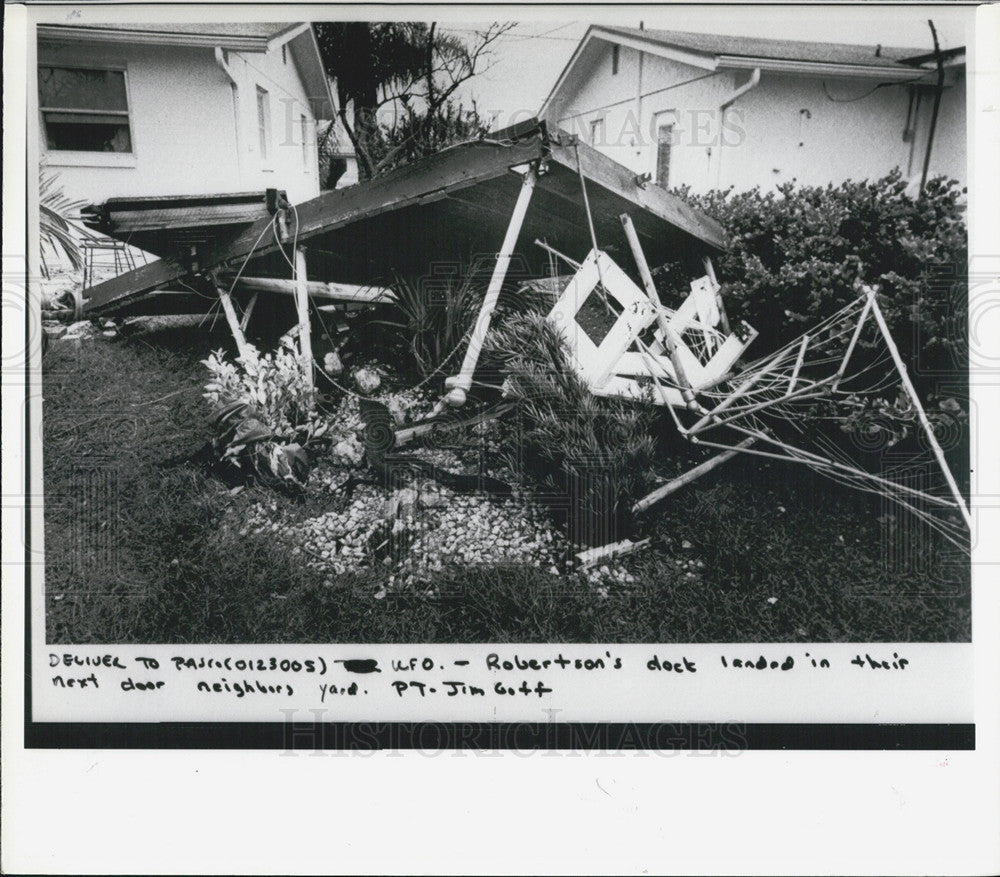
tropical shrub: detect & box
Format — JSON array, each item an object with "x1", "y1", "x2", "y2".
[
  {"x1": 376, "y1": 270, "x2": 483, "y2": 379},
  {"x1": 39, "y1": 167, "x2": 88, "y2": 275},
  {"x1": 202, "y1": 340, "x2": 325, "y2": 490},
  {"x1": 203, "y1": 339, "x2": 321, "y2": 443}
]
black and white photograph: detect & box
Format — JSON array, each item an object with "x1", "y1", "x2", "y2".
[
  {"x1": 33, "y1": 9, "x2": 974, "y2": 646},
  {"x1": 4, "y1": 2, "x2": 1000, "y2": 874}
]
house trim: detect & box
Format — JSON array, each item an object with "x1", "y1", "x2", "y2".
[
  {"x1": 717, "y1": 54, "x2": 937, "y2": 81},
  {"x1": 37, "y1": 24, "x2": 271, "y2": 52}
]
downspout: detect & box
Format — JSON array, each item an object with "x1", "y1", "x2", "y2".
[
  {"x1": 919, "y1": 20, "x2": 945, "y2": 197},
  {"x1": 715, "y1": 67, "x2": 761, "y2": 189},
  {"x1": 215, "y1": 47, "x2": 244, "y2": 182},
  {"x1": 636, "y1": 22, "x2": 644, "y2": 167}
]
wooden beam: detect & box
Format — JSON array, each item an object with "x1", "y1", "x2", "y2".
[
  {"x1": 632, "y1": 437, "x2": 755, "y2": 514},
  {"x1": 234, "y1": 276, "x2": 395, "y2": 303},
  {"x1": 620, "y1": 212, "x2": 694, "y2": 398},
  {"x1": 444, "y1": 165, "x2": 538, "y2": 407},
  {"x1": 214, "y1": 284, "x2": 251, "y2": 361},
  {"x1": 239, "y1": 292, "x2": 259, "y2": 332},
  {"x1": 294, "y1": 247, "x2": 314, "y2": 391},
  {"x1": 576, "y1": 537, "x2": 651, "y2": 570}
]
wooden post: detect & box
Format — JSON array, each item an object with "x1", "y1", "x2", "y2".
[
  {"x1": 832, "y1": 294, "x2": 873, "y2": 392},
  {"x1": 786, "y1": 334, "x2": 810, "y2": 396},
  {"x1": 444, "y1": 165, "x2": 538, "y2": 407},
  {"x1": 240, "y1": 292, "x2": 259, "y2": 332},
  {"x1": 633, "y1": 437, "x2": 756, "y2": 513},
  {"x1": 702, "y1": 256, "x2": 732, "y2": 334},
  {"x1": 867, "y1": 289, "x2": 971, "y2": 529},
  {"x1": 294, "y1": 246, "x2": 314, "y2": 391},
  {"x1": 214, "y1": 280, "x2": 251, "y2": 361},
  {"x1": 620, "y1": 212, "x2": 694, "y2": 399}
]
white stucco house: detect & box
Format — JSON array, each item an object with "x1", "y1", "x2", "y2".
[
  {"x1": 540, "y1": 27, "x2": 966, "y2": 195},
  {"x1": 36, "y1": 21, "x2": 337, "y2": 205}
]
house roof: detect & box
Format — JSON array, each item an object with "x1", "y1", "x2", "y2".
[
  {"x1": 37, "y1": 21, "x2": 304, "y2": 51},
  {"x1": 600, "y1": 26, "x2": 926, "y2": 70},
  {"x1": 541, "y1": 25, "x2": 958, "y2": 118},
  {"x1": 37, "y1": 21, "x2": 334, "y2": 118}
]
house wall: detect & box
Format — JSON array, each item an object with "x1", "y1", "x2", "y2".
[
  {"x1": 37, "y1": 38, "x2": 321, "y2": 205},
  {"x1": 549, "y1": 39, "x2": 967, "y2": 195}
]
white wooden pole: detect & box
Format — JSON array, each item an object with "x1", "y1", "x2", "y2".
[
  {"x1": 867, "y1": 289, "x2": 971, "y2": 529},
  {"x1": 632, "y1": 437, "x2": 756, "y2": 513},
  {"x1": 620, "y1": 212, "x2": 694, "y2": 398},
  {"x1": 702, "y1": 256, "x2": 732, "y2": 334},
  {"x1": 239, "y1": 292, "x2": 259, "y2": 332},
  {"x1": 444, "y1": 165, "x2": 538, "y2": 407},
  {"x1": 295, "y1": 246, "x2": 314, "y2": 392},
  {"x1": 786, "y1": 333, "x2": 810, "y2": 396},
  {"x1": 831, "y1": 294, "x2": 873, "y2": 391},
  {"x1": 216, "y1": 287, "x2": 251, "y2": 361}
]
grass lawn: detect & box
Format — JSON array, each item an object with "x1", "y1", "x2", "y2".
[{"x1": 43, "y1": 320, "x2": 970, "y2": 644}]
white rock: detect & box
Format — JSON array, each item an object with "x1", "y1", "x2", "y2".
[
  {"x1": 323, "y1": 351, "x2": 344, "y2": 375},
  {"x1": 353, "y1": 367, "x2": 381, "y2": 393}
]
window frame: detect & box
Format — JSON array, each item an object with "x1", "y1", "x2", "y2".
[
  {"x1": 654, "y1": 111, "x2": 677, "y2": 189},
  {"x1": 589, "y1": 116, "x2": 606, "y2": 147},
  {"x1": 256, "y1": 84, "x2": 272, "y2": 168},
  {"x1": 37, "y1": 61, "x2": 137, "y2": 167},
  {"x1": 300, "y1": 113, "x2": 312, "y2": 172}
]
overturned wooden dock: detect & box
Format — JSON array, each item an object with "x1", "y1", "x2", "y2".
[{"x1": 81, "y1": 118, "x2": 725, "y2": 321}]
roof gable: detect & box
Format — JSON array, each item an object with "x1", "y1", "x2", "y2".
[{"x1": 541, "y1": 25, "x2": 955, "y2": 117}]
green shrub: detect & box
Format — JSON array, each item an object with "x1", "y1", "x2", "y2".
[
  {"x1": 661, "y1": 171, "x2": 968, "y2": 380},
  {"x1": 486, "y1": 312, "x2": 657, "y2": 545}
]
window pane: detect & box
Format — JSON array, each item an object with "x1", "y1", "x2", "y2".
[
  {"x1": 656, "y1": 124, "x2": 674, "y2": 188},
  {"x1": 257, "y1": 86, "x2": 270, "y2": 159},
  {"x1": 39, "y1": 67, "x2": 128, "y2": 111},
  {"x1": 43, "y1": 111, "x2": 132, "y2": 152}
]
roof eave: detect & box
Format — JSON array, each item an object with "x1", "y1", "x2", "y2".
[
  {"x1": 288, "y1": 25, "x2": 335, "y2": 120},
  {"x1": 36, "y1": 24, "x2": 270, "y2": 52},
  {"x1": 591, "y1": 26, "x2": 718, "y2": 70},
  {"x1": 717, "y1": 54, "x2": 936, "y2": 81}
]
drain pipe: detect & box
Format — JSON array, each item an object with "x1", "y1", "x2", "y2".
[
  {"x1": 919, "y1": 20, "x2": 945, "y2": 197},
  {"x1": 715, "y1": 68, "x2": 761, "y2": 188}
]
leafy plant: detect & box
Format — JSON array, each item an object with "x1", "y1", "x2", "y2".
[
  {"x1": 202, "y1": 339, "x2": 326, "y2": 490},
  {"x1": 485, "y1": 312, "x2": 657, "y2": 545},
  {"x1": 202, "y1": 338, "x2": 323, "y2": 443},
  {"x1": 661, "y1": 170, "x2": 968, "y2": 381},
  {"x1": 39, "y1": 167, "x2": 89, "y2": 275}
]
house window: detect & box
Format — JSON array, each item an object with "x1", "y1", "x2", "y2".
[
  {"x1": 612, "y1": 45, "x2": 620, "y2": 75},
  {"x1": 256, "y1": 85, "x2": 271, "y2": 160},
  {"x1": 38, "y1": 66, "x2": 132, "y2": 152},
  {"x1": 589, "y1": 117, "x2": 605, "y2": 146},
  {"x1": 300, "y1": 114, "x2": 310, "y2": 167},
  {"x1": 656, "y1": 121, "x2": 675, "y2": 188},
  {"x1": 281, "y1": 44, "x2": 287, "y2": 64}
]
